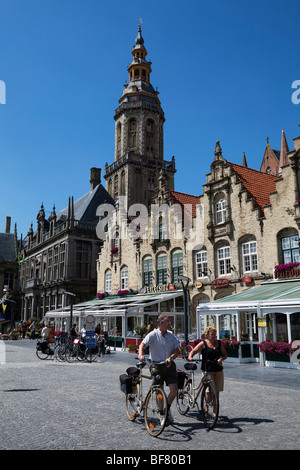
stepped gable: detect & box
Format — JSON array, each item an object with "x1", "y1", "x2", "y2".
[{"x1": 230, "y1": 163, "x2": 277, "y2": 215}]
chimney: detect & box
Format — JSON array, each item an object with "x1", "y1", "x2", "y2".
[
  {"x1": 90, "y1": 168, "x2": 101, "y2": 190},
  {"x1": 5, "y1": 216, "x2": 11, "y2": 234}
]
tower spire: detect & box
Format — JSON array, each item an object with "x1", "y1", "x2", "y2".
[{"x1": 279, "y1": 128, "x2": 289, "y2": 167}]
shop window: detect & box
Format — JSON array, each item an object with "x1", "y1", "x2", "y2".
[
  {"x1": 157, "y1": 256, "x2": 167, "y2": 285},
  {"x1": 281, "y1": 235, "x2": 300, "y2": 263},
  {"x1": 143, "y1": 258, "x2": 153, "y2": 286},
  {"x1": 172, "y1": 252, "x2": 183, "y2": 283},
  {"x1": 196, "y1": 251, "x2": 208, "y2": 277},
  {"x1": 217, "y1": 246, "x2": 231, "y2": 276},
  {"x1": 242, "y1": 241, "x2": 258, "y2": 272}
]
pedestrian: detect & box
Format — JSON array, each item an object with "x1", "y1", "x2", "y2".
[
  {"x1": 69, "y1": 324, "x2": 78, "y2": 339},
  {"x1": 30, "y1": 321, "x2": 36, "y2": 340},
  {"x1": 80, "y1": 324, "x2": 87, "y2": 342},
  {"x1": 188, "y1": 326, "x2": 228, "y2": 409},
  {"x1": 138, "y1": 314, "x2": 180, "y2": 426},
  {"x1": 22, "y1": 322, "x2": 27, "y2": 339},
  {"x1": 41, "y1": 324, "x2": 51, "y2": 342}
]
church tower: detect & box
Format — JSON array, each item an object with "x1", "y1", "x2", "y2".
[{"x1": 104, "y1": 22, "x2": 176, "y2": 209}]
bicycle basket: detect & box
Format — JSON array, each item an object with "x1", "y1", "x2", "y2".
[
  {"x1": 177, "y1": 370, "x2": 187, "y2": 389},
  {"x1": 119, "y1": 374, "x2": 133, "y2": 394}
]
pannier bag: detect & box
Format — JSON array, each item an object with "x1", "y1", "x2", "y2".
[
  {"x1": 177, "y1": 370, "x2": 187, "y2": 389},
  {"x1": 126, "y1": 367, "x2": 140, "y2": 377},
  {"x1": 119, "y1": 374, "x2": 133, "y2": 394}
]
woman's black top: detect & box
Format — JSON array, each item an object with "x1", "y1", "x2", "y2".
[{"x1": 201, "y1": 339, "x2": 223, "y2": 371}]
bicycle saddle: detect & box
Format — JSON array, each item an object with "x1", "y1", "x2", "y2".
[{"x1": 184, "y1": 363, "x2": 197, "y2": 371}]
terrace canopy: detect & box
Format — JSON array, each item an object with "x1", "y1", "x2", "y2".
[
  {"x1": 45, "y1": 290, "x2": 184, "y2": 347},
  {"x1": 197, "y1": 279, "x2": 300, "y2": 366}
]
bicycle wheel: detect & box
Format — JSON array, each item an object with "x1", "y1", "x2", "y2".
[
  {"x1": 125, "y1": 393, "x2": 141, "y2": 421},
  {"x1": 144, "y1": 386, "x2": 168, "y2": 437},
  {"x1": 181, "y1": 344, "x2": 193, "y2": 361},
  {"x1": 200, "y1": 381, "x2": 219, "y2": 429},
  {"x1": 85, "y1": 348, "x2": 98, "y2": 363},
  {"x1": 54, "y1": 344, "x2": 66, "y2": 362},
  {"x1": 176, "y1": 379, "x2": 191, "y2": 415},
  {"x1": 66, "y1": 345, "x2": 78, "y2": 363},
  {"x1": 36, "y1": 342, "x2": 49, "y2": 360}
]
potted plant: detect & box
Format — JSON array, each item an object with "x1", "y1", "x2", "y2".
[
  {"x1": 128, "y1": 343, "x2": 137, "y2": 353},
  {"x1": 221, "y1": 339, "x2": 240, "y2": 357},
  {"x1": 257, "y1": 341, "x2": 296, "y2": 362},
  {"x1": 135, "y1": 325, "x2": 148, "y2": 338}
]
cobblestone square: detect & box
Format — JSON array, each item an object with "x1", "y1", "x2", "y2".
[{"x1": 0, "y1": 340, "x2": 299, "y2": 451}]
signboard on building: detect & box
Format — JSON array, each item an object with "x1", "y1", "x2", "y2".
[
  {"x1": 210, "y1": 278, "x2": 231, "y2": 288},
  {"x1": 258, "y1": 318, "x2": 267, "y2": 328}
]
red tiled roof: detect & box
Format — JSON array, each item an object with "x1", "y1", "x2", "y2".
[
  {"x1": 230, "y1": 163, "x2": 277, "y2": 214},
  {"x1": 170, "y1": 190, "x2": 200, "y2": 217}
]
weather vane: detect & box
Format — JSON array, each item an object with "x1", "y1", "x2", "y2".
[{"x1": 139, "y1": 18, "x2": 143, "y2": 27}]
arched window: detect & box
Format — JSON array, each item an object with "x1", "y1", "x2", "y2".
[
  {"x1": 242, "y1": 240, "x2": 258, "y2": 272},
  {"x1": 117, "y1": 122, "x2": 122, "y2": 157},
  {"x1": 105, "y1": 271, "x2": 112, "y2": 293},
  {"x1": 217, "y1": 245, "x2": 231, "y2": 276},
  {"x1": 128, "y1": 119, "x2": 137, "y2": 149},
  {"x1": 196, "y1": 250, "x2": 208, "y2": 278},
  {"x1": 146, "y1": 119, "x2": 154, "y2": 157},
  {"x1": 172, "y1": 251, "x2": 183, "y2": 283},
  {"x1": 215, "y1": 199, "x2": 226, "y2": 224},
  {"x1": 120, "y1": 267, "x2": 128, "y2": 290},
  {"x1": 157, "y1": 255, "x2": 167, "y2": 285},
  {"x1": 143, "y1": 258, "x2": 153, "y2": 286}
]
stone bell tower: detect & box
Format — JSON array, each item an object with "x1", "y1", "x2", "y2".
[{"x1": 104, "y1": 22, "x2": 176, "y2": 210}]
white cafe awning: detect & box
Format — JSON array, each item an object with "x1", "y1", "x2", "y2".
[
  {"x1": 45, "y1": 290, "x2": 184, "y2": 319},
  {"x1": 197, "y1": 279, "x2": 300, "y2": 316}
]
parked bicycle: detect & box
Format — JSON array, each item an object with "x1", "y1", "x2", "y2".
[
  {"x1": 176, "y1": 359, "x2": 219, "y2": 430},
  {"x1": 66, "y1": 337, "x2": 98, "y2": 363},
  {"x1": 120, "y1": 359, "x2": 169, "y2": 437},
  {"x1": 36, "y1": 339, "x2": 56, "y2": 360}
]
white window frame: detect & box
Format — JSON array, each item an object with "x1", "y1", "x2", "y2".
[
  {"x1": 216, "y1": 200, "x2": 226, "y2": 225},
  {"x1": 217, "y1": 246, "x2": 231, "y2": 276},
  {"x1": 242, "y1": 241, "x2": 258, "y2": 273},
  {"x1": 121, "y1": 269, "x2": 128, "y2": 290},
  {"x1": 196, "y1": 251, "x2": 208, "y2": 278},
  {"x1": 281, "y1": 235, "x2": 300, "y2": 264},
  {"x1": 105, "y1": 272, "x2": 112, "y2": 292}
]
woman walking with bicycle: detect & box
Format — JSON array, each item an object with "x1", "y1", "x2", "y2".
[
  {"x1": 188, "y1": 327, "x2": 227, "y2": 413},
  {"x1": 138, "y1": 314, "x2": 180, "y2": 426}
]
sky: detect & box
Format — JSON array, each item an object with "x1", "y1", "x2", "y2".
[{"x1": 0, "y1": 0, "x2": 300, "y2": 238}]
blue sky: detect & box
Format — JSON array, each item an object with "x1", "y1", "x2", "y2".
[{"x1": 0, "y1": 0, "x2": 300, "y2": 237}]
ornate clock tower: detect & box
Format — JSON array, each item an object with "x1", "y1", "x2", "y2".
[{"x1": 104, "y1": 22, "x2": 176, "y2": 210}]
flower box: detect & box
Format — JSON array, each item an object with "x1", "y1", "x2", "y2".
[
  {"x1": 225, "y1": 345, "x2": 239, "y2": 358},
  {"x1": 265, "y1": 353, "x2": 290, "y2": 363},
  {"x1": 111, "y1": 247, "x2": 119, "y2": 253}
]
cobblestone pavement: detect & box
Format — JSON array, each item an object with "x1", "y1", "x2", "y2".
[{"x1": 0, "y1": 339, "x2": 299, "y2": 451}]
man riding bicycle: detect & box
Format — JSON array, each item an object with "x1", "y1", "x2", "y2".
[{"x1": 138, "y1": 314, "x2": 180, "y2": 426}]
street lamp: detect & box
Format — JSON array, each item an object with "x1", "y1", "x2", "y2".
[{"x1": 177, "y1": 275, "x2": 191, "y2": 349}]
